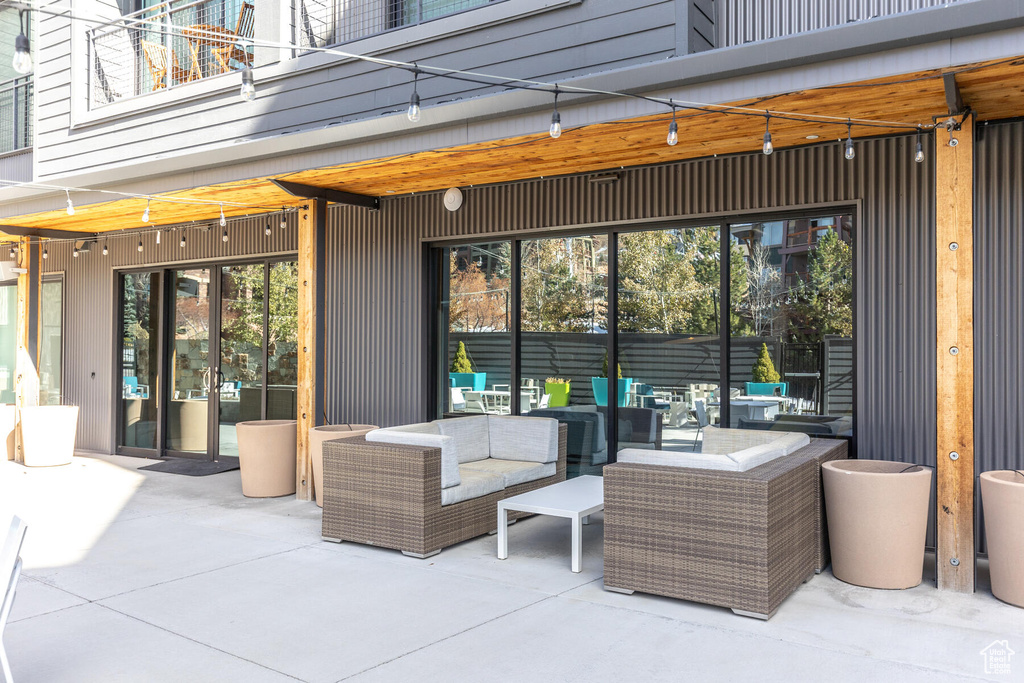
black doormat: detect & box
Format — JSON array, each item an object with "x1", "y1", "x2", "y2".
[{"x1": 139, "y1": 458, "x2": 240, "y2": 477}]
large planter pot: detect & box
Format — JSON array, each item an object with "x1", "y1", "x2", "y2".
[
  {"x1": 309, "y1": 424, "x2": 378, "y2": 508},
  {"x1": 449, "y1": 372, "x2": 486, "y2": 391},
  {"x1": 822, "y1": 459, "x2": 932, "y2": 589},
  {"x1": 21, "y1": 405, "x2": 79, "y2": 467},
  {"x1": 0, "y1": 404, "x2": 16, "y2": 461},
  {"x1": 545, "y1": 382, "x2": 571, "y2": 408},
  {"x1": 591, "y1": 377, "x2": 632, "y2": 407},
  {"x1": 981, "y1": 470, "x2": 1024, "y2": 607},
  {"x1": 236, "y1": 420, "x2": 297, "y2": 497}
]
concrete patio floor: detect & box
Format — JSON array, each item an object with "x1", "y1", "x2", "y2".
[{"x1": 1, "y1": 454, "x2": 1020, "y2": 682}]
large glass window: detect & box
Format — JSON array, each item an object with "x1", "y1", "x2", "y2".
[
  {"x1": 120, "y1": 271, "x2": 161, "y2": 450},
  {"x1": 39, "y1": 279, "x2": 63, "y2": 405},
  {"x1": 266, "y1": 261, "x2": 299, "y2": 420},
  {"x1": 0, "y1": 283, "x2": 16, "y2": 405}
]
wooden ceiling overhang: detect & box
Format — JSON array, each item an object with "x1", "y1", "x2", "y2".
[{"x1": 4, "y1": 56, "x2": 1024, "y2": 237}]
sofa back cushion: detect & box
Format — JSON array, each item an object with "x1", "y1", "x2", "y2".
[
  {"x1": 701, "y1": 426, "x2": 809, "y2": 456},
  {"x1": 365, "y1": 428, "x2": 460, "y2": 489},
  {"x1": 618, "y1": 448, "x2": 740, "y2": 471},
  {"x1": 436, "y1": 415, "x2": 491, "y2": 463},
  {"x1": 725, "y1": 443, "x2": 788, "y2": 470},
  {"x1": 488, "y1": 415, "x2": 559, "y2": 464},
  {"x1": 769, "y1": 431, "x2": 811, "y2": 455}
]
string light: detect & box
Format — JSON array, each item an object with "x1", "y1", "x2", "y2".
[
  {"x1": 11, "y1": 10, "x2": 31, "y2": 75},
  {"x1": 222, "y1": 228, "x2": 229, "y2": 242},
  {"x1": 666, "y1": 101, "x2": 678, "y2": 147},
  {"x1": 102, "y1": 242, "x2": 108, "y2": 256},
  {"x1": 762, "y1": 114, "x2": 773, "y2": 156},
  {"x1": 73, "y1": 245, "x2": 79, "y2": 258},
  {"x1": 844, "y1": 121, "x2": 855, "y2": 160},
  {"x1": 280, "y1": 212, "x2": 287, "y2": 230},
  {"x1": 7, "y1": 246, "x2": 14, "y2": 259},
  {"x1": 65, "y1": 189, "x2": 75, "y2": 216},
  {"x1": 42, "y1": 248, "x2": 48, "y2": 260},
  {"x1": 549, "y1": 88, "x2": 561, "y2": 139},
  {"x1": 137, "y1": 239, "x2": 143, "y2": 252},
  {"x1": 240, "y1": 67, "x2": 256, "y2": 102},
  {"x1": 407, "y1": 68, "x2": 421, "y2": 123},
  {"x1": 915, "y1": 127, "x2": 925, "y2": 163},
  {"x1": 219, "y1": 204, "x2": 226, "y2": 227},
  {"x1": 264, "y1": 222, "x2": 272, "y2": 236},
  {"x1": 180, "y1": 232, "x2": 186, "y2": 248},
  {"x1": 141, "y1": 199, "x2": 150, "y2": 223}
]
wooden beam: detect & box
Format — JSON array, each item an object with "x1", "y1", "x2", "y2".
[
  {"x1": 14, "y1": 237, "x2": 40, "y2": 464},
  {"x1": 0, "y1": 225, "x2": 93, "y2": 239},
  {"x1": 935, "y1": 114, "x2": 975, "y2": 593},
  {"x1": 271, "y1": 179, "x2": 380, "y2": 210},
  {"x1": 296, "y1": 200, "x2": 325, "y2": 501},
  {"x1": 943, "y1": 73, "x2": 964, "y2": 115}
]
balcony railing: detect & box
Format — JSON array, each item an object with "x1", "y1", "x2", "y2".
[
  {"x1": 0, "y1": 76, "x2": 32, "y2": 153},
  {"x1": 296, "y1": 0, "x2": 492, "y2": 50},
  {"x1": 88, "y1": 0, "x2": 254, "y2": 108},
  {"x1": 717, "y1": 0, "x2": 972, "y2": 47}
]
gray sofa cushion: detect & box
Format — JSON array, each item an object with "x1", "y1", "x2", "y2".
[
  {"x1": 441, "y1": 466, "x2": 505, "y2": 506},
  {"x1": 366, "y1": 428, "x2": 460, "y2": 489},
  {"x1": 437, "y1": 415, "x2": 491, "y2": 463},
  {"x1": 461, "y1": 457, "x2": 556, "y2": 487},
  {"x1": 488, "y1": 415, "x2": 559, "y2": 464},
  {"x1": 618, "y1": 442, "x2": 787, "y2": 472}
]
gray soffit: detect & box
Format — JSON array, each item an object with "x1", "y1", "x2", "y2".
[{"x1": 2, "y1": 0, "x2": 1024, "y2": 214}]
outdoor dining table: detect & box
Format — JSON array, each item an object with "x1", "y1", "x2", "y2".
[{"x1": 181, "y1": 24, "x2": 239, "y2": 80}]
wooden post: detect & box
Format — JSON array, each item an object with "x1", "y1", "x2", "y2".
[
  {"x1": 296, "y1": 201, "x2": 325, "y2": 501},
  {"x1": 935, "y1": 115, "x2": 975, "y2": 593},
  {"x1": 14, "y1": 237, "x2": 40, "y2": 464}
]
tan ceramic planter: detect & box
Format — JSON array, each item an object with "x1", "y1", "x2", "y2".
[
  {"x1": 309, "y1": 424, "x2": 378, "y2": 507},
  {"x1": 822, "y1": 459, "x2": 932, "y2": 589},
  {"x1": 21, "y1": 405, "x2": 79, "y2": 467},
  {"x1": 236, "y1": 420, "x2": 297, "y2": 497},
  {"x1": 981, "y1": 470, "x2": 1024, "y2": 608}
]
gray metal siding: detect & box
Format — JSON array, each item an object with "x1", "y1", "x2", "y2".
[
  {"x1": 322, "y1": 135, "x2": 937, "y2": 470},
  {"x1": 976, "y1": 119, "x2": 1024, "y2": 475},
  {"x1": 43, "y1": 217, "x2": 297, "y2": 452},
  {"x1": 0, "y1": 149, "x2": 32, "y2": 183},
  {"x1": 33, "y1": 0, "x2": 677, "y2": 179}
]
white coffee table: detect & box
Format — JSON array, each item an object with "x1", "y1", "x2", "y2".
[{"x1": 497, "y1": 475, "x2": 604, "y2": 573}]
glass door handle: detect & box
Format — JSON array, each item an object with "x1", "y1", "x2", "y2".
[{"x1": 216, "y1": 369, "x2": 225, "y2": 392}]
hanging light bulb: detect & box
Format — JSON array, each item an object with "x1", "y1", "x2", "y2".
[
  {"x1": 65, "y1": 189, "x2": 75, "y2": 216},
  {"x1": 844, "y1": 121, "x2": 855, "y2": 160},
  {"x1": 141, "y1": 199, "x2": 150, "y2": 223},
  {"x1": 222, "y1": 228, "x2": 229, "y2": 243},
  {"x1": 219, "y1": 204, "x2": 226, "y2": 227},
  {"x1": 762, "y1": 114, "x2": 774, "y2": 156},
  {"x1": 137, "y1": 239, "x2": 143, "y2": 252},
  {"x1": 7, "y1": 246, "x2": 15, "y2": 259},
  {"x1": 407, "y1": 69, "x2": 421, "y2": 123},
  {"x1": 265, "y1": 222, "x2": 272, "y2": 236},
  {"x1": 280, "y1": 212, "x2": 287, "y2": 230},
  {"x1": 666, "y1": 102, "x2": 678, "y2": 147},
  {"x1": 12, "y1": 11, "x2": 32, "y2": 75},
  {"x1": 42, "y1": 248, "x2": 48, "y2": 260},
  {"x1": 914, "y1": 127, "x2": 925, "y2": 163},
  {"x1": 180, "y1": 232, "x2": 186, "y2": 248},
  {"x1": 102, "y1": 242, "x2": 109, "y2": 256},
  {"x1": 240, "y1": 67, "x2": 256, "y2": 102},
  {"x1": 549, "y1": 89, "x2": 562, "y2": 139},
  {"x1": 73, "y1": 246, "x2": 79, "y2": 258}
]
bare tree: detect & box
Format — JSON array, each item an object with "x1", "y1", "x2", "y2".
[{"x1": 743, "y1": 244, "x2": 784, "y2": 337}]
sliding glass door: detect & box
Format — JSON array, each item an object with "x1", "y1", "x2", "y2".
[{"x1": 116, "y1": 259, "x2": 298, "y2": 460}]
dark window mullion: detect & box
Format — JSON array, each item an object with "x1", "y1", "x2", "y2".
[{"x1": 510, "y1": 240, "x2": 521, "y2": 416}]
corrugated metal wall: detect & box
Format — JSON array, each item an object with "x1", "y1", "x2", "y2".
[
  {"x1": 323, "y1": 134, "x2": 938, "y2": 465},
  {"x1": 976, "y1": 120, "x2": 1024, "y2": 473},
  {"x1": 42, "y1": 216, "x2": 297, "y2": 452}
]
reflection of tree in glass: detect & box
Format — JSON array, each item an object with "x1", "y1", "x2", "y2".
[
  {"x1": 520, "y1": 238, "x2": 604, "y2": 332},
  {"x1": 221, "y1": 263, "x2": 298, "y2": 348},
  {"x1": 448, "y1": 251, "x2": 509, "y2": 332},
  {"x1": 792, "y1": 229, "x2": 852, "y2": 338},
  {"x1": 741, "y1": 244, "x2": 785, "y2": 337}
]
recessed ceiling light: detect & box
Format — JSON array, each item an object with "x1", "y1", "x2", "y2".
[
  {"x1": 386, "y1": 190, "x2": 396, "y2": 193},
  {"x1": 806, "y1": 135, "x2": 820, "y2": 140}
]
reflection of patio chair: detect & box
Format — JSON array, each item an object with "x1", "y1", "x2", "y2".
[
  {"x1": 450, "y1": 387, "x2": 466, "y2": 411},
  {"x1": 140, "y1": 40, "x2": 190, "y2": 89},
  {"x1": 212, "y1": 2, "x2": 254, "y2": 72},
  {"x1": 463, "y1": 391, "x2": 487, "y2": 413},
  {"x1": 124, "y1": 376, "x2": 150, "y2": 398},
  {"x1": 692, "y1": 399, "x2": 710, "y2": 449},
  {"x1": 220, "y1": 380, "x2": 241, "y2": 399}
]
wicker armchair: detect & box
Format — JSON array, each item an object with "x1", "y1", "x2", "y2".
[
  {"x1": 322, "y1": 424, "x2": 567, "y2": 558},
  {"x1": 604, "y1": 438, "x2": 847, "y2": 619}
]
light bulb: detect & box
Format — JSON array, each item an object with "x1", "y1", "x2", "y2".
[
  {"x1": 66, "y1": 197, "x2": 75, "y2": 216},
  {"x1": 407, "y1": 92, "x2": 421, "y2": 123},
  {"x1": 914, "y1": 142, "x2": 924, "y2": 163},
  {"x1": 137, "y1": 240, "x2": 143, "y2": 252},
  {"x1": 667, "y1": 119, "x2": 678, "y2": 146},
  {"x1": 219, "y1": 205, "x2": 226, "y2": 227},
  {"x1": 141, "y1": 200, "x2": 150, "y2": 223},
  {"x1": 7, "y1": 247, "x2": 14, "y2": 258},
  {"x1": 280, "y1": 216, "x2": 287, "y2": 230},
  {"x1": 102, "y1": 243, "x2": 108, "y2": 256},
  {"x1": 222, "y1": 229, "x2": 229, "y2": 243},
  {"x1": 12, "y1": 31, "x2": 31, "y2": 75},
  {"x1": 265, "y1": 223, "x2": 272, "y2": 236},
  {"x1": 180, "y1": 234, "x2": 186, "y2": 248},
  {"x1": 240, "y1": 68, "x2": 255, "y2": 102},
  {"x1": 73, "y1": 247, "x2": 79, "y2": 258},
  {"x1": 42, "y1": 249, "x2": 48, "y2": 260},
  {"x1": 763, "y1": 131, "x2": 773, "y2": 156},
  {"x1": 844, "y1": 137, "x2": 855, "y2": 160},
  {"x1": 549, "y1": 111, "x2": 562, "y2": 139}
]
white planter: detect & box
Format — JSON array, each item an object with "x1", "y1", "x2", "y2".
[{"x1": 21, "y1": 405, "x2": 79, "y2": 467}]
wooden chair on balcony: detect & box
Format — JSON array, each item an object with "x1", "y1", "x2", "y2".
[
  {"x1": 212, "y1": 2, "x2": 255, "y2": 72},
  {"x1": 140, "y1": 40, "x2": 191, "y2": 90}
]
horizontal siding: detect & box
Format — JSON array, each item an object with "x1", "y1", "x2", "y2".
[
  {"x1": 0, "y1": 149, "x2": 33, "y2": 183},
  {"x1": 42, "y1": 215, "x2": 297, "y2": 452},
  {"x1": 33, "y1": 0, "x2": 676, "y2": 178}
]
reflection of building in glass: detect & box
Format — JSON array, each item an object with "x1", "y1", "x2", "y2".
[{"x1": 732, "y1": 215, "x2": 852, "y2": 288}]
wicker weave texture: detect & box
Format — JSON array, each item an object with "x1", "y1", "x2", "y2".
[
  {"x1": 789, "y1": 439, "x2": 849, "y2": 571},
  {"x1": 322, "y1": 425, "x2": 567, "y2": 556},
  {"x1": 604, "y1": 445, "x2": 820, "y2": 617}
]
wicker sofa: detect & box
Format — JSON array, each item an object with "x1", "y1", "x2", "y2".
[
  {"x1": 604, "y1": 428, "x2": 848, "y2": 619},
  {"x1": 321, "y1": 415, "x2": 567, "y2": 558}
]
